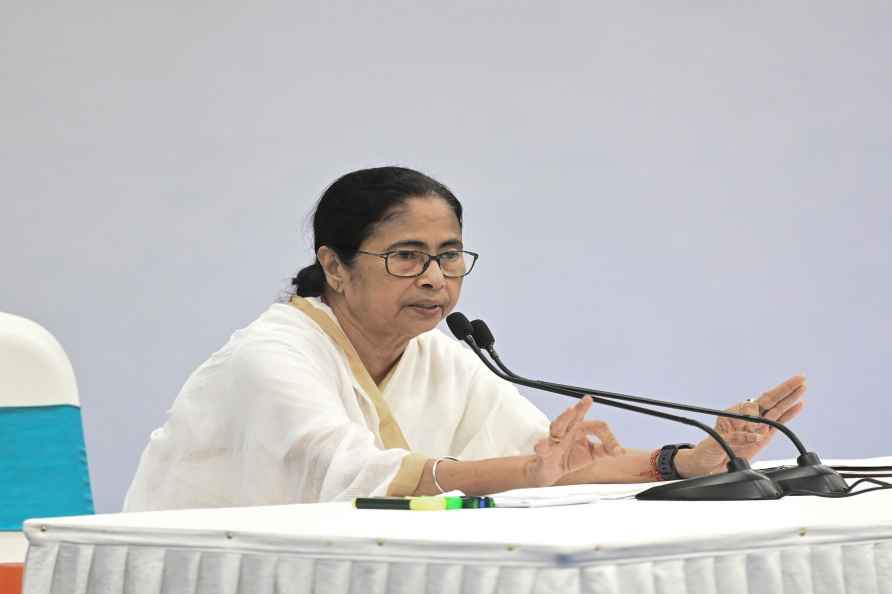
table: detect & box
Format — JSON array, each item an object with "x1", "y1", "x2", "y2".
[{"x1": 21, "y1": 458, "x2": 892, "y2": 594}]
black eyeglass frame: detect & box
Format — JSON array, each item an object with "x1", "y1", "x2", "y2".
[{"x1": 355, "y1": 249, "x2": 479, "y2": 278}]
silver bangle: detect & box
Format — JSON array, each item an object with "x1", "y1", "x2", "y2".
[{"x1": 431, "y1": 456, "x2": 459, "y2": 494}]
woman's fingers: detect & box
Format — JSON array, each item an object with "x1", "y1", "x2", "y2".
[
  {"x1": 719, "y1": 376, "x2": 806, "y2": 441},
  {"x1": 761, "y1": 385, "x2": 806, "y2": 422},
  {"x1": 756, "y1": 375, "x2": 807, "y2": 415},
  {"x1": 773, "y1": 400, "x2": 805, "y2": 425},
  {"x1": 538, "y1": 397, "x2": 622, "y2": 481},
  {"x1": 718, "y1": 404, "x2": 766, "y2": 434},
  {"x1": 579, "y1": 419, "x2": 624, "y2": 457},
  {"x1": 738, "y1": 400, "x2": 762, "y2": 432},
  {"x1": 549, "y1": 396, "x2": 593, "y2": 440},
  {"x1": 564, "y1": 419, "x2": 622, "y2": 470}
]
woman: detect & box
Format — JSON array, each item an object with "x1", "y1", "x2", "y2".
[{"x1": 124, "y1": 166, "x2": 805, "y2": 511}]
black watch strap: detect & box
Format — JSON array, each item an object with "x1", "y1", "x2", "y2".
[{"x1": 656, "y1": 443, "x2": 694, "y2": 481}]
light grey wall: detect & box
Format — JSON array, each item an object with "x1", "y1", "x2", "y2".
[{"x1": 3, "y1": 2, "x2": 890, "y2": 513}]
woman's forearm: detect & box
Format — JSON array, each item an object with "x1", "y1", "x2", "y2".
[
  {"x1": 411, "y1": 456, "x2": 537, "y2": 496},
  {"x1": 410, "y1": 449, "x2": 658, "y2": 497},
  {"x1": 409, "y1": 445, "x2": 680, "y2": 497},
  {"x1": 555, "y1": 448, "x2": 657, "y2": 485}
]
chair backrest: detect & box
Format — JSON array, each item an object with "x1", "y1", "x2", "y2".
[{"x1": 0, "y1": 312, "x2": 94, "y2": 554}]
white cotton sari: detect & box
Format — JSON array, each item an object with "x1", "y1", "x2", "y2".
[{"x1": 123, "y1": 297, "x2": 549, "y2": 511}]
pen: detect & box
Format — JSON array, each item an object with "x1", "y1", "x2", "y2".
[{"x1": 353, "y1": 496, "x2": 494, "y2": 510}]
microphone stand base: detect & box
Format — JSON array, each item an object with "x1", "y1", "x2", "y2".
[
  {"x1": 761, "y1": 464, "x2": 849, "y2": 495},
  {"x1": 636, "y1": 470, "x2": 783, "y2": 501}
]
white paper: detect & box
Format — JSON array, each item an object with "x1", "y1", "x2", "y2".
[{"x1": 489, "y1": 483, "x2": 649, "y2": 508}]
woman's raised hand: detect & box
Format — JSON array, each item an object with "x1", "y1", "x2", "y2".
[
  {"x1": 526, "y1": 396, "x2": 625, "y2": 487},
  {"x1": 677, "y1": 374, "x2": 808, "y2": 477}
]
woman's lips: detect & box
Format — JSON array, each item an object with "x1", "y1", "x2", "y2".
[{"x1": 408, "y1": 304, "x2": 443, "y2": 316}]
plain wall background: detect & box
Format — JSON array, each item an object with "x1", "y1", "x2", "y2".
[{"x1": 2, "y1": 2, "x2": 890, "y2": 513}]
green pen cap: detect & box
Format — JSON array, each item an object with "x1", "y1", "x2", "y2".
[{"x1": 444, "y1": 496, "x2": 463, "y2": 509}]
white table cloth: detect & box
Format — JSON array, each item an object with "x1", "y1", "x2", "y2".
[{"x1": 21, "y1": 458, "x2": 892, "y2": 594}]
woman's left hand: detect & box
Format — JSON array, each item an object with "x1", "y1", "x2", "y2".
[
  {"x1": 526, "y1": 396, "x2": 625, "y2": 487},
  {"x1": 675, "y1": 374, "x2": 808, "y2": 478}
]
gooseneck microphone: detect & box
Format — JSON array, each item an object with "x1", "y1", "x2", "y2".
[
  {"x1": 468, "y1": 318, "x2": 848, "y2": 496},
  {"x1": 446, "y1": 313, "x2": 783, "y2": 501}
]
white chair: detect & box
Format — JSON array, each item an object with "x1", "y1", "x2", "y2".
[{"x1": 0, "y1": 313, "x2": 93, "y2": 592}]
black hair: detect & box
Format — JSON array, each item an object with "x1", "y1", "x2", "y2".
[{"x1": 292, "y1": 166, "x2": 463, "y2": 297}]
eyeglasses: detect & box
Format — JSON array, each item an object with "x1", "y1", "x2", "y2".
[{"x1": 356, "y1": 249, "x2": 479, "y2": 278}]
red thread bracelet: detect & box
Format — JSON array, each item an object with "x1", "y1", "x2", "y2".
[{"x1": 648, "y1": 448, "x2": 663, "y2": 481}]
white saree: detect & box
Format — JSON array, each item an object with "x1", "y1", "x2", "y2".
[{"x1": 123, "y1": 297, "x2": 550, "y2": 511}]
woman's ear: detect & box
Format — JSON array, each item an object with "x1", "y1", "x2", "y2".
[{"x1": 317, "y1": 246, "x2": 345, "y2": 293}]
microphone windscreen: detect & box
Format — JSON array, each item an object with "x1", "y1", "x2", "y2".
[
  {"x1": 446, "y1": 312, "x2": 474, "y2": 340},
  {"x1": 470, "y1": 319, "x2": 495, "y2": 349}
]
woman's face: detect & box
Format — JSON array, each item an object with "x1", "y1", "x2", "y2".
[{"x1": 339, "y1": 196, "x2": 464, "y2": 343}]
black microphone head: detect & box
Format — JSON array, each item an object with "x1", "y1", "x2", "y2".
[
  {"x1": 470, "y1": 319, "x2": 495, "y2": 350},
  {"x1": 445, "y1": 312, "x2": 474, "y2": 340}
]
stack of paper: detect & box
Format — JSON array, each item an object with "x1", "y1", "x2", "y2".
[{"x1": 487, "y1": 482, "x2": 653, "y2": 508}]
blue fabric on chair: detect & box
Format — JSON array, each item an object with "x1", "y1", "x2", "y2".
[{"x1": 0, "y1": 404, "x2": 94, "y2": 530}]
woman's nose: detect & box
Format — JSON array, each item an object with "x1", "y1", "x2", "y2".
[{"x1": 418, "y1": 258, "x2": 446, "y2": 288}]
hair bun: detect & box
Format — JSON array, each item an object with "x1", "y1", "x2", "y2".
[{"x1": 293, "y1": 262, "x2": 326, "y2": 297}]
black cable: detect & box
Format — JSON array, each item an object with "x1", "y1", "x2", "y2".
[
  {"x1": 761, "y1": 465, "x2": 892, "y2": 479},
  {"x1": 828, "y1": 465, "x2": 892, "y2": 479},
  {"x1": 785, "y1": 477, "x2": 892, "y2": 498},
  {"x1": 831, "y1": 465, "x2": 892, "y2": 472}
]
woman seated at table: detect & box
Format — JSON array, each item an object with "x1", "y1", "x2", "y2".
[{"x1": 124, "y1": 166, "x2": 805, "y2": 511}]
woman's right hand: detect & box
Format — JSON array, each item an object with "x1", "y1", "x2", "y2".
[{"x1": 526, "y1": 396, "x2": 624, "y2": 488}]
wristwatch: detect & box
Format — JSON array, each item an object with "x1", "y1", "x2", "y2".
[{"x1": 656, "y1": 443, "x2": 694, "y2": 481}]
